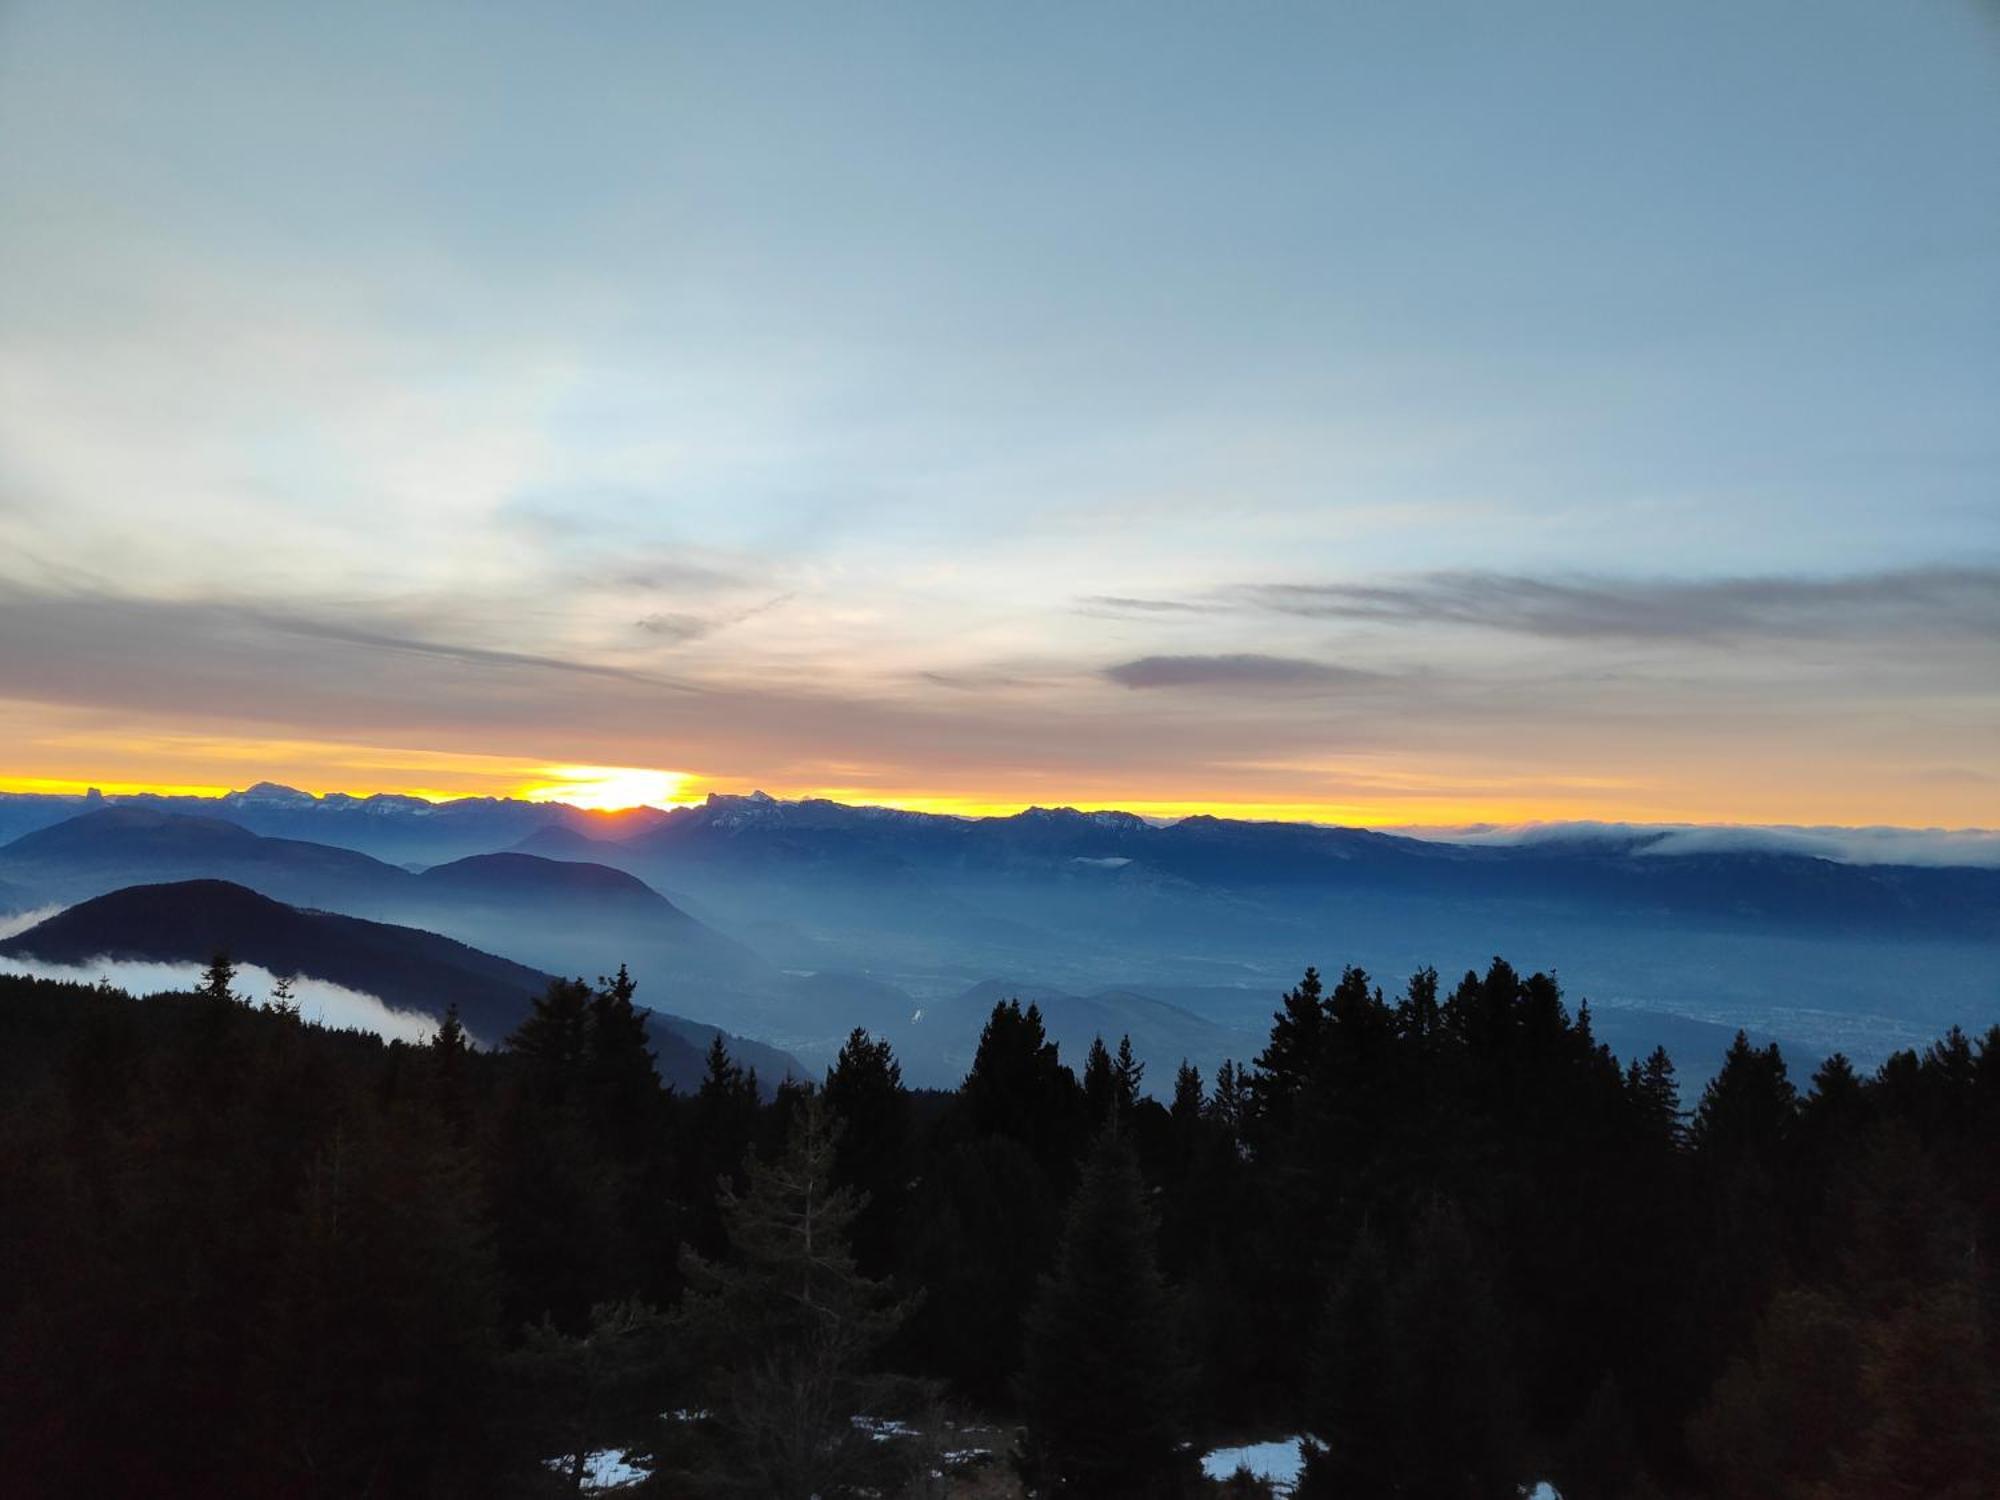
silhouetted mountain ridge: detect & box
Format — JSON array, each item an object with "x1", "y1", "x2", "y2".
[
  {"x1": 0, "y1": 808, "x2": 758, "y2": 983},
  {"x1": 0, "y1": 879, "x2": 545, "y2": 1041},
  {"x1": 0, "y1": 880, "x2": 800, "y2": 1089}
]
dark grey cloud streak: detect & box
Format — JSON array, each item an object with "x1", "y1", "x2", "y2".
[
  {"x1": 1078, "y1": 595, "x2": 1224, "y2": 618},
  {"x1": 1105, "y1": 655, "x2": 1381, "y2": 691},
  {"x1": 1082, "y1": 565, "x2": 2000, "y2": 648},
  {"x1": 1227, "y1": 566, "x2": 2000, "y2": 643}
]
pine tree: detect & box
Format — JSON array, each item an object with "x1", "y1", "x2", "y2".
[
  {"x1": 1208, "y1": 1059, "x2": 1244, "y2": 1139},
  {"x1": 1253, "y1": 967, "x2": 1326, "y2": 1108},
  {"x1": 674, "y1": 1093, "x2": 912, "y2": 1498},
  {"x1": 679, "y1": 1033, "x2": 761, "y2": 1261},
  {"x1": 509, "y1": 1299, "x2": 669, "y2": 1496},
  {"x1": 962, "y1": 999, "x2": 1083, "y2": 1171},
  {"x1": 1626, "y1": 1045, "x2": 1684, "y2": 1147},
  {"x1": 433, "y1": 1003, "x2": 469, "y2": 1059},
  {"x1": 702, "y1": 1031, "x2": 741, "y2": 1095},
  {"x1": 1796, "y1": 1051, "x2": 1870, "y2": 1224},
  {"x1": 586, "y1": 964, "x2": 659, "y2": 1137},
  {"x1": 1113, "y1": 1034, "x2": 1144, "y2": 1114},
  {"x1": 508, "y1": 978, "x2": 594, "y2": 1104},
  {"x1": 822, "y1": 1028, "x2": 908, "y2": 1278},
  {"x1": 427, "y1": 1004, "x2": 473, "y2": 1129},
  {"x1": 1392, "y1": 1197, "x2": 1521, "y2": 1498},
  {"x1": 1693, "y1": 1032, "x2": 1796, "y2": 1161},
  {"x1": 1170, "y1": 1060, "x2": 1204, "y2": 1124},
  {"x1": 266, "y1": 972, "x2": 300, "y2": 1023},
  {"x1": 1297, "y1": 1225, "x2": 1399, "y2": 1498},
  {"x1": 1399, "y1": 964, "x2": 1442, "y2": 1049},
  {"x1": 1018, "y1": 1128, "x2": 1195, "y2": 1497},
  {"x1": 1083, "y1": 1035, "x2": 1116, "y2": 1125},
  {"x1": 197, "y1": 951, "x2": 238, "y2": 1007}
]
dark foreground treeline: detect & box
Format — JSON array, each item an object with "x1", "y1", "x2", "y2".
[{"x1": 1, "y1": 959, "x2": 1995, "y2": 1498}]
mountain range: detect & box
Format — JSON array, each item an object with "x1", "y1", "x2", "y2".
[
  {"x1": 0, "y1": 785, "x2": 1994, "y2": 1082},
  {"x1": 0, "y1": 783, "x2": 665, "y2": 866},
  {"x1": 0, "y1": 805, "x2": 756, "y2": 982}
]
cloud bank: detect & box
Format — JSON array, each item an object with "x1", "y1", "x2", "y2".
[
  {"x1": 0, "y1": 953, "x2": 438, "y2": 1043},
  {"x1": 0, "y1": 904, "x2": 67, "y2": 941},
  {"x1": 1401, "y1": 821, "x2": 2000, "y2": 869}
]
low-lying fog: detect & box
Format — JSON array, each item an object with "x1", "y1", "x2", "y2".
[{"x1": 0, "y1": 948, "x2": 436, "y2": 1044}]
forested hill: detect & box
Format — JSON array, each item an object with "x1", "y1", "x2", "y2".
[
  {"x1": 1, "y1": 955, "x2": 1994, "y2": 1498},
  {"x1": 0, "y1": 880, "x2": 802, "y2": 1092}
]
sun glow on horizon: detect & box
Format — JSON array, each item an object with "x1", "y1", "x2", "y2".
[
  {"x1": 791, "y1": 791, "x2": 1652, "y2": 827},
  {"x1": 519, "y1": 765, "x2": 700, "y2": 812}
]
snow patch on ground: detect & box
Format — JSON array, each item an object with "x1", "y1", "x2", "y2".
[
  {"x1": 853, "y1": 1414, "x2": 921, "y2": 1441},
  {"x1": 543, "y1": 1449, "x2": 649, "y2": 1491},
  {"x1": 1200, "y1": 1437, "x2": 1308, "y2": 1492}
]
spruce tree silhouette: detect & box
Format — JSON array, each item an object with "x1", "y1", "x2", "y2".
[
  {"x1": 1019, "y1": 1125, "x2": 1194, "y2": 1497},
  {"x1": 674, "y1": 1092, "x2": 911, "y2": 1498}
]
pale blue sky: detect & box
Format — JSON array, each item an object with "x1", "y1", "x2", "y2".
[{"x1": 0, "y1": 1, "x2": 1995, "y2": 821}]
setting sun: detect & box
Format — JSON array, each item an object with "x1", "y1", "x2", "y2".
[{"x1": 519, "y1": 765, "x2": 697, "y2": 811}]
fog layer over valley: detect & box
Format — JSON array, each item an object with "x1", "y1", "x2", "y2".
[
  {"x1": 0, "y1": 786, "x2": 1994, "y2": 1086},
  {"x1": 0, "y1": 950, "x2": 436, "y2": 1041}
]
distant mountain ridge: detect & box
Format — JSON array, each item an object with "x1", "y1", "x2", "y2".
[
  {"x1": 0, "y1": 784, "x2": 669, "y2": 865},
  {"x1": 0, "y1": 806, "x2": 759, "y2": 982},
  {"x1": 3, "y1": 787, "x2": 1995, "y2": 1077},
  {"x1": 2, "y1": 782, "x2": 1991, "y2": 875},
  {"x1": 553, "y1": 793, "x2": 2000, "y2": 943}
]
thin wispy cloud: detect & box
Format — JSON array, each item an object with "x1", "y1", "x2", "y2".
[
  {"x1": 252, "y1": 611, "x2": 689, "y2": 687},
  {"x1": 616, "y1": 560, "x2": 756, "y2": 594},
  {"x1": 632, "y1": 593, "x2": 794, "y2": 645}
]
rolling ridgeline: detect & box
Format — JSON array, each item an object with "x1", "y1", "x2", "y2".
[
  {"x1": 2, "y1": 787, "x2": 1999, "y2": 1087},
  {"x1": 1, "y1": 955, "x2": 1995, "y2": 1497}
]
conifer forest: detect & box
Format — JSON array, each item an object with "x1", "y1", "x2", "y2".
[{"x1": 3, "y1": 956, "x2": 1994, "y2": 1498}]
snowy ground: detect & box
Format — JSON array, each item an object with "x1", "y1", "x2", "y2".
[
  {"x1": 1200, "y1": 1437, "x2": 1307, "y2": 1493},
  {"x1": 1195, "y1": 1440, "x2": 1561, "y2": 1500},
  {"x1": 548, "y1": 1426, "x2": 1556, "y2": 1496},
  {"x1": 542, "y1": 1448, "x2": 648, "y2": 1492},
  {"x1": 547, "y1": 1413, "x2": 1002, "y2": 1493}
]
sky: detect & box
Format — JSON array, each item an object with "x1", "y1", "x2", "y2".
[{"x1": 0, "y1": 0, "x2": 1995, "y2": 826}]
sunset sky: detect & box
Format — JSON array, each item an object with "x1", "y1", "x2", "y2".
[{"x1": 1, "y1": 1, "x2": 1995, "y2": 826}]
